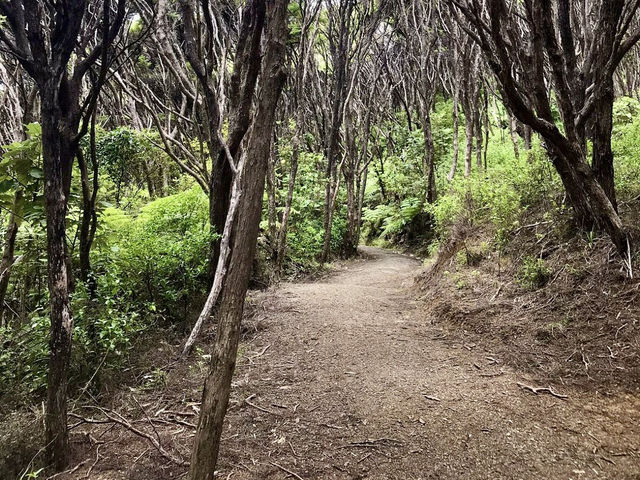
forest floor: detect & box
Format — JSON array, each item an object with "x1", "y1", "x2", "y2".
[{"x1": 58, "y1": 247, "x2": 640, "y2": 480}]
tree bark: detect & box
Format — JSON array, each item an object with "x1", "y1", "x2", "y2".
[
  {"x1": 77, "y1": 113, "x2": 99, "y2": 293},
  {"x1": 508, "y1": 113, "x2": 520, "y2": 159},
  {"x1": 463, "y1": 112, "x2": 473, "y2": 177},
  {"x1": 321, "y1": 0, "x2": 352, "y2": 263},
  {"x1": 592, "y1": 76, "x2": 617, "y2": 211},
  {"x1": 448, "y1": 89, "x2": 460, "y2": 181},
  {"x1": 187, "y1": 2, "x2": 288, "y2": 478},
  {"x1": 41, "y1": 89, "x2": 76, "y2": 472},
  {"x1": 341, "y1": 116, "x2": 358, "y2": 257},
  {"x1": 419, "y1": 106, "x2": 437, "y2": 203},
  {"x1": 0, "y1": 189, "x2": 22, "y2": 323}
]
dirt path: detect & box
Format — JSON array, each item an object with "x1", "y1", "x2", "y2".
[{"x1": 68, "y1": 247, "x2": 639, "y2": 480}]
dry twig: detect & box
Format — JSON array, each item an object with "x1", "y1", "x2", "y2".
[
  {"x1": 516, "y1": 382, "x2": 568, "y2": 399},
  {"x1": 270, "y1": 461, "x2": 305, "y2": 480}
]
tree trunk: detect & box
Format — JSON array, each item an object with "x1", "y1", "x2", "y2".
[
  {"x1": 355, "y1": 164, "x2": 368, "y2": 241},
  {"x1": 474, "y1": 107, "x2": 483, "y2": 171},
  {"x1": 464, "y1": 113, "x2": 473, "y2": 177},
  {"x1": 420, "y1": 108, "x2": 437, "y2": 203},
  {"x1": 275, "y1": 128, "x2": 300, "y2": 270},
  {"x1": 523, "y1": 126, "x2": 532, "y2": 150},
  {"x1": 78, "y1": 115, "x2": 99, "y2": 294},
  {"x1": 0, "y1": 189, "x2": 22, "y2": 323},
  {"x1": 342, "y1": 162, "x2": 357, "y2": 257},
  {"x1": 592, "y1": 77, "x2": 617, "y2": 211},
  {"x1": 266, "y1": 140, "x2": 278, "y2": 253},
  {"x1": 321, "y1": 1, "x2": 351, "y2": 263},
  {"x1": 341, "y1": 114, "x2": 358, "y2": 257},
  {"x1": 41, "y1": 91, "x2": 75, "y2": 472},
  {"x1": 187, "y1": 2, "x2": 288, "y2": 478},
  {"x1": 448, "y1": 90, "x2": 460, "y2": 181},
  {"x1": 549, "y1": 145, "x2": 627, "y2": 255},
  {"x1": 509, "y1": 114, "x2": 520, "y2": 159},
  {"x1": 141, "y1": 159, "x2": 155, "y2": 199}
]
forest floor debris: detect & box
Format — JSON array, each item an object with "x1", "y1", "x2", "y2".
[{"x1": 34, "y1": 248, "x2": 640, "y2": 479}]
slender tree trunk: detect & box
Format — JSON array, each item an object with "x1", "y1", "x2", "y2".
[
  {"x1": 342, "y1": 164, "x2": 357, "y2": 257},
  {"x1": 341, "y1": 114, "x2": 358, "y2": 257},
  {"x1": 266, "y1": 140, "x2": 278, "y2": 253},
  {"x1": 275, "y1": 128, "x2": 300, "y2": 270},
  {"x1": 508, "y1": 113, "x2": 520, "y2": 159},
  {"x1": 208, "y1": 150, "x2": 232, "y2": 281},
  {"x1": 187, "y1": 2, "x2": 288, "y2": 477},
  {"x1": 474, "y1": 107, "x2": 483, "y2": 171},
  {"x1": 78, "y1": 115, "x2": 99, "y2": 294},
  {"x1": 321, "y1": 1, "x2": 351, "y2": 263},
  {"x1": 420, "y1": 107, "x2": 437, "y2": 203},
  {"x1": 523, "y1": 126, "x2": 532, "y2": 150},
  {"x1": 464, "y1": 112, "x2": 473, "y2": 177},
  {"x1": 355, "y1": 164, "x2": 368, "y2": 241},
  {"x1": 0, "y1": 189, "x2": 22, "y2": 323},
  {"x1": 448, "y1": 91, "x2": 460, "y2": 181},
  {"x1": 42, "y1": 91, "x2": 75, "y2": 472},
  {"x1": 141, "y1": 159, "x2": 155, "y2": 198}
]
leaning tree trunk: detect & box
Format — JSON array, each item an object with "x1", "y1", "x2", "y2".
[
  {"x1": 41, "y1": 92, "x2": 76, "y2": 472},
  {"x1": 549, "y1": 145, "x2": 627, "y2": 256},
  {"x1": 187, "y1": 2, "x2": 288, "y2": 478}
]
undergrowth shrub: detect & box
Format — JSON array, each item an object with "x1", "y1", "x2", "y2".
[
  {"x1": 517, "y1": 256, "x2": 551, "y2": 290},
  {"x1": 97, "y1": 186, "x2": 212, "y2": 318},
  {"x1": 0, "y1": 187, "x2": 212, "y2": 405},
  {"x1": 429, "y1": 140, "x2": 557, "y2": 248}
]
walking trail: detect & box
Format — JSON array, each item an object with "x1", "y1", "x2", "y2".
[{"x1": 68, "y1": 247, "x2": 639, "y2": 480}]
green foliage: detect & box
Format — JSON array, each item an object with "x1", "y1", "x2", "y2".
[
  {"x1": 0, "y1": 123, "x2": 45, "y2": 222},
  {"x1": 92, "y1": 127, "x2": 173, "y2": 206},
  {"x1": 362, "y1": 197, "x2": 424, "y2": 242},
  {"x1": 97, "y1": 186, "x2": 213, "y2": 317},
  {"x1": 517, "y1": 256, "x2": 551, "y2": 290},
  {"x1": 612, "y1": 97, "x2": 640, "y2": 199},
  {"x1": 271, "y1": 147, "x2": 327, "y2": 269},
  {"x1": 429, "y1": 138, "x2": 556, "y2": 248},
  {"x1": 0, "y1": 187, "x2": 212, "y2": 404}
]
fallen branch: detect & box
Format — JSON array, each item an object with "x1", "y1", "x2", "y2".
[
  {"x1": 45, "y1": 460, "x2": 87, "y2": 479},
  {"x1": 517, "y1": 382, "x2": 568, "y2": 399},
  {"x1": 422, "y1": 394, "x2": 441, "y2": 402},
  {"x1": 270, "y1": 461, "x2": 304, "y2": 480},
  {"x1": 78, "y1": 407, "x2": 185, "y2": 464},
  {"x1": 244, "y1": 394, "x2": 278, "y2": 415},
  {"x1": 83, "y1": 446, "x2": 101, "y2": 479}
]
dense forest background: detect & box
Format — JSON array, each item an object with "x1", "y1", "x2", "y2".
[{"x1": 1, "y1": 0, "x2": 640, "y2": 478}]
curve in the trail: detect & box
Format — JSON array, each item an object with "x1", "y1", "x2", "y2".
[{"x1": 218, "y1": 246, "x2": 639, "y2": 479}]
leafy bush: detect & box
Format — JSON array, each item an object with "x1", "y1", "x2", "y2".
[
  {"x1": 517, "y1": 256, "x2": 551, "y2": 290},
  {"x1": 0, "y1": 187, "x2": 212, "y2": 404},
  {"x1": 96, "y1": 186, "x2": 213, "y2": 317}
]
